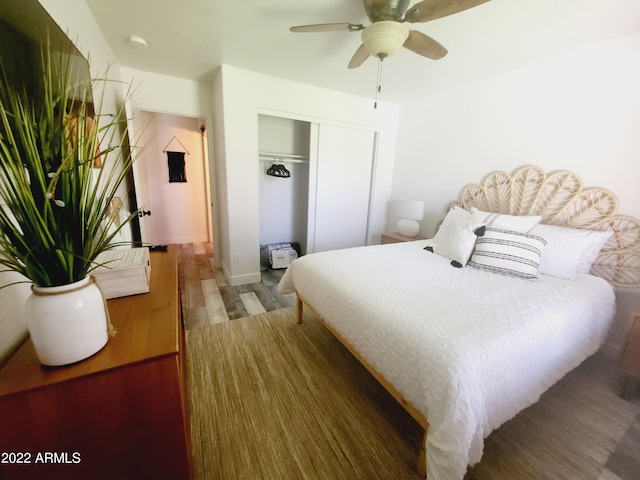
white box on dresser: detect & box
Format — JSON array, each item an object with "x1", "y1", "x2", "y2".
[{"x1": 92, "y1": 247, "x2": 151, "y2": 299}]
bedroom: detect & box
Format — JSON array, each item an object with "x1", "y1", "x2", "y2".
[{"x1": 0, "y1": 0, "x2": 639, "y2": 478}]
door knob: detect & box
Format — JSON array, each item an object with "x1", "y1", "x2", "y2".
[{"x1": 138, "y1": 210, "x2": 151, "y2": 217}]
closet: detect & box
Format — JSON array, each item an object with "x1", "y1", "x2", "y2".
[
  {"x1": 313, "y1": 124, "x2": 376, "y2": 253},
  {"x1": 258, "y1": 114, "x2": 377, "y2": 268}
]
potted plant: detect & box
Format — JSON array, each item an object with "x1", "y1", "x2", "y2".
[{"x1": 0, "y1": 42, "x2": 138, "y2": 366}]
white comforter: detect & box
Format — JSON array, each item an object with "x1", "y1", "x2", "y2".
[{"x1": 278, "y1": 240, "x2": 615, "y2": 480}]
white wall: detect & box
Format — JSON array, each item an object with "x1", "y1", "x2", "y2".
[
  {"x1": 393, "y1": 33, "x2": 640, "y2": 235},
  {"x1": 119, "y1": 68, "x2": 214, "y2": 118},
  {"x1": 392, "y1": 32, "x2": 640, "y2": 357},
  {"x1": 213, "y1": 65, "x2": 399, "y2": 285},
  {"x1": 259, "y1": 115, "x2": 311, "y2": 157}
]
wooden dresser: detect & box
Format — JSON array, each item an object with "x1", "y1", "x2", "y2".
[{"x1": 0, "y1": 246, "x2": 192, "y2": 480}]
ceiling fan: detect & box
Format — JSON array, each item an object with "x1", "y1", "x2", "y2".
[{"x1": 290, "y1": 0, "x2": 491, "y2": 69}]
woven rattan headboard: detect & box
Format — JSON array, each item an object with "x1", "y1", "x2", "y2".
[{"x1": 445, "y1": 165, "x2": 640, "y2": 288}]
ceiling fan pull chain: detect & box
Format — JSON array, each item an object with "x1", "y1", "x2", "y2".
[{"x1": 374, "y1": 58, "x2": 383, "y2": 109}]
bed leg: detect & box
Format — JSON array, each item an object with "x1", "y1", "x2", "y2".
[
  {"x1": 296, "y1": 296, "x2": 303, "y2": 324},
  {"x1": 417, "y1": 430, "x2": 427, "y2": 478}
]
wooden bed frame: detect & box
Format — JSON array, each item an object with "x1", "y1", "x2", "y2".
[
  {"x1": 295, "y1": 165, "x2": 640, "y2": 477},
  {"x1": 296, "y1": 294, "x2": 430, "y2": 475}
]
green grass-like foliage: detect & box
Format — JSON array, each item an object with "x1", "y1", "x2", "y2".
[{"x1": 0, "y1": 44, "x2": 137, "y2": 287}]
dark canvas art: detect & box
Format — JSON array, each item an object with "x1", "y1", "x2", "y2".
[{"x1": 167, "y1": 151, "x2": 186, "y2": 183}]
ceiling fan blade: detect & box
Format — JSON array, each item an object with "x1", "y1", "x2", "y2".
[
  {"x1": 404, "y1": 0, "x2": 490, "y2": 23},
  {"x1": 290, "y1": 23, "x2": 364, "y2": 33},
  {"x1": 348, "y1": 44, "x2": 370, "y2": 69},
  {"x1": 403, "y1": 30, "x2": 447, "y2": 60}
]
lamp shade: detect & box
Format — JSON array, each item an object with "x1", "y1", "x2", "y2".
[
  {"x1": 396, "y1": 198, "x2": 424, "y2": 220},
  {"x1": 361, "y1": 21, "x2": 409, "y2": 59},
  {"x1": 396, "y1": 198, "x2": 424, "y2": 237}
]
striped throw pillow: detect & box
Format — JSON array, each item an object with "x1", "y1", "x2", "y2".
[{"x1": 468, "y1": 228, "x2": 547, "y2": 279}]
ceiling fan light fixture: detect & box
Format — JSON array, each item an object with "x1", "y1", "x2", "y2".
[{"x1": 361, "y1": 21, "x2": 409, "y2": 59}]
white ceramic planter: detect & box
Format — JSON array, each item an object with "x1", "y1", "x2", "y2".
[{"x1": 25, "y1": 276, "x2": 109, "y2": 367}]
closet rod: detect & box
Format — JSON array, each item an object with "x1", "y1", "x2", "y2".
[{"x1": 259, "y1": 152, "x2": 308, "y2": 164}]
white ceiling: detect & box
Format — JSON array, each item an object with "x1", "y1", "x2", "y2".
[{"x1": 84, "y1": 0, "x2": 640, "y2": 104}]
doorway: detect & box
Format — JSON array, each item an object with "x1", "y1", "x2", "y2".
[{"x1": 134, "y1": 112, "x2": 212, "y2": 245}]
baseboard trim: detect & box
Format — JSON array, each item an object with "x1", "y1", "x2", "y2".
[
  {"x1": 156, "y1": 235, "x2": 210, "y2": 244},
  {"x1": 221, "y1": 263, "x2": 261, "y2": 286}
]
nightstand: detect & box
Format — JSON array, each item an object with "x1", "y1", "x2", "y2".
[
  {"x1": 381, "y1": 232, "x2": 425, "y2": 244},
  {"x1": 620, "y1": 314, "x2": 640, "y2": 398}
]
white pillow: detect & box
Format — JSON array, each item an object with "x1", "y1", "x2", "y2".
[
  {"x1": 529, "y1": 224, "x2": 613, "y2": 279},
  {"x1": 437, "y1": 206, "x2": 487, "y2": 230},
  {"x1": 575, "y1": 230, "x2": 613, "y2": 273},
  {"x1": 431, "y1": 208, "x2": 484, "y2": 266},
  {"x1": 468, "y1": 227, "x2": 547, "y2": 280},
  {"x1": 439, "y1": 205, "x2": 485, "y2": 224},
  {"x1": 470, "y1": 208, "x2": 542, "y2": 233}
]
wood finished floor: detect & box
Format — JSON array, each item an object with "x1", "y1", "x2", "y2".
[
  {"x1": 178, "y1": 242, "x2": 640, "y2": 479},
  {"x1": 177, "y1": 242, "x2": 296, "y2": 330}
]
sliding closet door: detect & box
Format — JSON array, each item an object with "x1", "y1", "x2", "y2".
[{"x1": 313, "y1": 124, "x2": 376, "y2": 253}]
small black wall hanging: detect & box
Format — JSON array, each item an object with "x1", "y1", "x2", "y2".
[
  {"x1": 167, "y1": 151, "x2": 187, "y2": 183},
  {"x1": 163, "y1": 135, "x2": 190, "y2": 183}
]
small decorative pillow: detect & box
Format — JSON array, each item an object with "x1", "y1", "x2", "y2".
[
  {"x1": 468, "y1": 227, "x2": 547, "y2": 279},
  {"x1": 436, "y1": 205, "x2": 486, "y2": 227},
  {"x1": 429, "y1": 207, "x2": 484, "y2": 267},
  {"x1": 529, "y1": 224, "x2": 613, "y2": 279},
  {"x1": 470, "y1": 208, "x2": 542, "y2": 233}
]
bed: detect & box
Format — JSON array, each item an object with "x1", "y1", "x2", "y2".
[{"x1": 278, "y1": 165, "x2": 640, "y2": 479}]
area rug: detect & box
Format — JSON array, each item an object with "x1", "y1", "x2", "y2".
[{"x1": 186, "y1": 308, "x2": 639, "y2": 480}]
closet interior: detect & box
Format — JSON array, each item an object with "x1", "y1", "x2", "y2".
[
  {"x1": 258, "y1": 113, "x2": 378, "y2": 272},
  {"x1": 258, "y1": 115, "x2": 310, "y2": 270}
]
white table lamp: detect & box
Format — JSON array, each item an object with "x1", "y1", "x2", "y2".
[{"x1": 396, "y1": 198, "x2": 424, "y2": 237}]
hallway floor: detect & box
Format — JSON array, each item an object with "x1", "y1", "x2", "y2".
[{"x1": 177, "y1": 242, "x2": 296, "y2": 330}]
